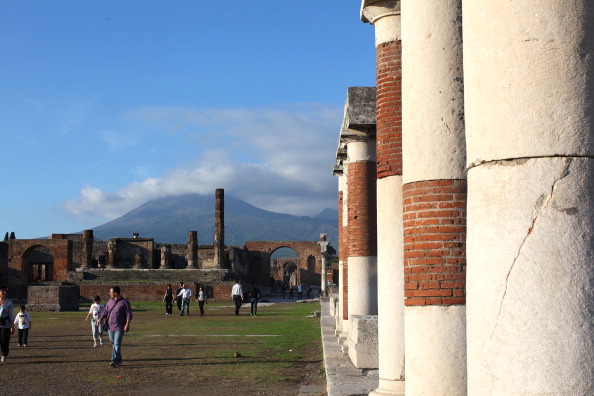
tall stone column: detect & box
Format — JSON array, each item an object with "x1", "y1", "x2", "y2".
[
  {"x1": 214, "y1": 188, "x2": 225, "y2": 269},
  {"x1": 81, "y1": 229, "x2": 93, "y2": 269},
  {"x1": 464, "y1": 2, "x2": 594, "y2": 393},
  {"x1": 318, "y1": 234, "x2": 329, "y2": 296},
  {"x1": 160, "y1": 245, "x2": 171, "y2": 269},
  {"x1": 106, "y1": 239, "x2": 116, "y2": 269},
  {"x1": 343, "y1": 87, "x2": 378, "y2": 323},
  {"x1": 401, "y1": 0, "x2": 466, "y2": 394},
  {"x1": 187, "y1": 231, "x2": 199, "y2": 269},
  {"x1": 333, "y1": 161, "x2": 348, "y2": 335},
  {"x1": 362, "y1": 1, "x2": 405, "y2": 394}
]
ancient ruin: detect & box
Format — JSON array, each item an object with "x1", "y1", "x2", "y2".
[{"x1": 0, "y1": 189, "x2": 332, "y2": 306}]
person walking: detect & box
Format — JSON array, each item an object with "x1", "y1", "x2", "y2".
[
  {"x1": 196, "y1": 286, "x2": 206, "y2": 316},
  {"x1": 85, "y1": 295, "x2": 105, "y2": 347},
  {"x1": 231, "y1": 280, "x2": 243, "y2": 316},
  {"x1": 14, "y1": 305, "x2": 32, "y2": 347},
  {"x1": 163, "y1": 284, "x2": 174, "y2": 316},
  {"x1": 297, "y1": 283, "x2": 303, "y2": 300},
  {"x1": 175, "y1": 282, "x2": 183, "y2": 312},
  {"x1": 289, "y1": 284, "x2": 294, "y2": 300},
  {"x1": 177, "y1": 282, "x2": 192, "y2": 316},
  {"x1": 101, "y1": 286, "x2": 133, "y2": 368},
  {"x1": 249, "y1": 283, "x2": 261, "y2": 316},
  {"x1": 0, "y1": 286, "x2": 14, "y2": 363}
]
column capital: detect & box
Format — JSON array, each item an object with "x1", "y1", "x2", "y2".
[{"x1": 361, "y1": 0, "x2": 400, "y2": 25}]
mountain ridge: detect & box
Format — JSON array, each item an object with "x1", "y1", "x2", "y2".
[{"x1": 91, "y1": 193, "x2": 338, "y2": 249}]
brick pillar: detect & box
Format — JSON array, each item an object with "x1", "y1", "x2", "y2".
[
  {"x1": 339, "y1": 88, "x2": 378, "y2": 338},
  {"x1": 187, "y1": 231, "x2": 198, "y2": 269},
  {"x1": 346, "y1": 139, "x2": 377, "y2": 319},
  {"x1": 81, "y1": 229, "x2": 93, "y2": 269},
  {"x1": 465, "y1": 1, "x2": 594, "y2": 393},
  {"x1": 400, "y1": 1, "x2": 466, "y2": 394},
  {"x1": 214, "y1": 188, "x2": 225, "y2": 268},
  {"x1": 362, "y1": 1, "x2": 406, "y2": 393}
]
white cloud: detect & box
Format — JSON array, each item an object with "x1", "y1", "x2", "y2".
[
  {"x1": 63, "y1": 103, "x2": 342, "y2": 222},
  {"x1": 101, "y1": 130, "x2": 142, "y2": 151}
]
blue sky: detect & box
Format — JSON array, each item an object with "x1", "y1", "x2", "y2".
[{"x1": 0, "y1": 1, "x2": 375, "y2": 239}]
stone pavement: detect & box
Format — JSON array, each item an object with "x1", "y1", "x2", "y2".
[{"x1": 319, "y1": 297, "x2": 379, "y2": 396}]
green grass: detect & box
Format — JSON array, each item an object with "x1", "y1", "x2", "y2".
[{"x1": 12, "y1": 299, "x2": 324, "y2": 392}]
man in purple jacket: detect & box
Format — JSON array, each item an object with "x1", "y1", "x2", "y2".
[{"x1": 101, "y1": 286, "x2": 132, "y2": 368}]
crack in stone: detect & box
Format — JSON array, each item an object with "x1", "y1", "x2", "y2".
[{"x1": 487, "y1": 158, "x2": 572, "y2": 344}]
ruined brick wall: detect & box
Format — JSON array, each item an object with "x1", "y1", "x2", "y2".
[
  {"x1": 80, "y1": 281, "x2": 235, "y2": 302},
  {"x1": 8, "y1": 239, "x2": 71, "y2": 299},
  {"x1": 115, "y1": 238, "x2": 155, "y2": 268},
  {"x1": 0, "y1": 242, "x2": 7, "y2": 286}
]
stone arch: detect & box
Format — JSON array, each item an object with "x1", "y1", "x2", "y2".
[
  {"x1": 6, "y1": 238, "x2": 71, "y2": 299},
  {"x1": 244, "y1": 241, "x2": 323, "y2": 287}
]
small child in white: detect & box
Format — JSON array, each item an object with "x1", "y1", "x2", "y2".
[
  {"x1": 85, "y1": 295, "x2": 105, "y2": 347},
  {"x1": 14, "y1": 305, "x2": 31, "y2": 347}
]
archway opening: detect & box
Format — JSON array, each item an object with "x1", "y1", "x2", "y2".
[
  {"x1": 23, "y1": 245, "x2": 54, "y2": 283},
  {"x1": 270, "y1": 247, "x2": 299, "y2": 288}
]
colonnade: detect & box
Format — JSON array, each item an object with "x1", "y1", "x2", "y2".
[{"x1": 332, "y1": 1, "x2": 594, "y2": 394}]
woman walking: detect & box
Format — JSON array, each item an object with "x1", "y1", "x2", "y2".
[
  {"x1": 163, "y1": 284, "x2": 174, "y2": 316},
  {"x1": 0, "y1": 286, "x2": 15, "y2": 363}
]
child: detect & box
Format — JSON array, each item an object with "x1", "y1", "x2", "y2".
[
  {"x1": 85, "y1": 295, "x2": 104, "y2": 347},
  {"x1": 13, "y1": 305, "x2": 31, "y2": 347}
]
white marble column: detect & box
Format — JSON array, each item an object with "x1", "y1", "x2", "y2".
[
  {"x1": 401, "y1": 1, "x2": 466, "y2": 394},
  {"x1": 464, "y1": 1, "x2": 594, "y2": 393},
  {"x1": 362, "y1": 1, "x2": 405, "y2": 394}
]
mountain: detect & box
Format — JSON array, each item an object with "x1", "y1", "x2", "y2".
[{"x1": 91, "y1": 193, "x2": 338, "y2": 250}]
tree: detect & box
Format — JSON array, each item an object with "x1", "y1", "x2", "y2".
[
  {"x1": 9, "y1": 231, "x2": 15, "y2": 240},
  {"x1": 3, "y1": 232, "x2": 7, "y2": 241}
]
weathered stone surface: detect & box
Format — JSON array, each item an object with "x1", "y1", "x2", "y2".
[
  {"x1": 467, "y1": 157, "x2": 594, "y2": 393},
  {"x1": 348, "y1": 315, "x2": 379, "y2": 369}
]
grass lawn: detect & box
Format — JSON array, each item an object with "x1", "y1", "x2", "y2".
[{"x1": 0, "y1": 299, "x2": 324, "y2": 396}]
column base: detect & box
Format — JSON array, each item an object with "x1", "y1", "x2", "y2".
[{"x1": 369, "y1": 379, "x2": 405, "y2": 396}]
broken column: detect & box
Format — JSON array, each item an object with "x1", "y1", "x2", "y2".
[
  {"x1": 160, "y1": 245, "x2": 171, "y2": 269},
  {"x1": 187, "y1": 231, "x2": 199, "y2": 269},
  {"x1": 464, "y1": 1, "x2": 594, "y2": 393},
  {"x1": 214, "y1": 188, "x2": 225, "y2": 268},
  {"x1": 81, "y1": 229, "x2": 93, "y2": 269},
  {"x1": 361, "y1": 0, "x2": 406, "y2": 393},
  {"x1": 341, "y1": 87, "x2": 378, "y2": 367},
  {"x1": 401, "y1": 0, "x2": 466, "y2": 394}
]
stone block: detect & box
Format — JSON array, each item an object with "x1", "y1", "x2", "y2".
[
  {"x1": 27, "y1": 284, "x2": 79, "y2": 311},
  {"x1": 348, "y1": 315, "x2": 379, "y2": 369}
]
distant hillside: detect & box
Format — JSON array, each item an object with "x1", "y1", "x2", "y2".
[{"x1": 91, "y1": 193, "x2": 338, "y2": 250}]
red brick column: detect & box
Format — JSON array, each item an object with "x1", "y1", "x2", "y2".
[
  {"x1": 376, "y1": 39, "x2": 402, "y2": 179},
  {"x1": 347, "y1": 162, "x2": 378, "y2": 257},
  {"x1": 403, "y1": 180, "x2": 466, "y2": 306}
]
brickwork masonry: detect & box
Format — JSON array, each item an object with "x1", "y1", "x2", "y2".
[{"x1": 403, "y1": 179, "x2": 467, "y2": 306}]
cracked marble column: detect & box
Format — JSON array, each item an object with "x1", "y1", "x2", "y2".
[
  {"x1": 362, "y1": 1, "x2": 405, "y2": 394},
  {"x1": 334, "y1": 145, "x2": 348, "y2": 338},
  {"x1": 401, "y1": 0, "x2": 467, "y2": 395},
  {"x1": 464, "y1": 1, "x2": 594, "y2": 393}
]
